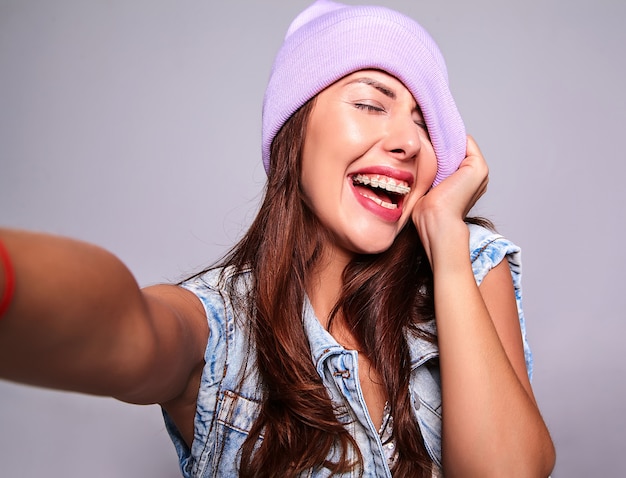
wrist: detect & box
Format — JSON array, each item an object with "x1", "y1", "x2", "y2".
[{"x1": 421, "y1": 220, "x2": 471, "y2": 272}]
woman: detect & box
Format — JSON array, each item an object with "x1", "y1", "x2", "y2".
[{"x1": 0, "y1": 1, "x2": 555, "y2": 476}]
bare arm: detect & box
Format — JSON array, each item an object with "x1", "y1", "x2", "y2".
[
  {"x1": 413, "y1": 137, "x2": 555, "y2": 477},
  {"x1": 0, "y1": 228, "x2": 207, "y2": 405}
]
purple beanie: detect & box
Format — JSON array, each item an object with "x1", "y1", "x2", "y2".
[{"x1": 262, "y1": 0, "x2": 466, "y2": 187}]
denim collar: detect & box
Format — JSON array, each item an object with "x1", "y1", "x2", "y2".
[
  {"x1": 302, "y1": 296, "x2": 346, "y2": 375},
  {"x1": 302, "y1": 296, "x2": 439, "y2": 373}
]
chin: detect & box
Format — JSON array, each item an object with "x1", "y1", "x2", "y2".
[
  {"x1": 349, "y1": 237, "x2": 397, "y2": 256},
  {"x1": 327, "y1": 220, "x2": 405, "y2": 258}
]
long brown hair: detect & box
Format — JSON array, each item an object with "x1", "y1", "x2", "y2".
[{"x1": 217, "y1": 98, "x2": 437, "y2": 477}]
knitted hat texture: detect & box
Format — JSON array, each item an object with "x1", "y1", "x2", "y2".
[{"x1": 262, "y1": 0, "x2": 465, "y2": 186}]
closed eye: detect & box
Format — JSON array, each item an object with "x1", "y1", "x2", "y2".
[
  {"x1": 415, "y1": 120, "x2": 430, "y2": 139},
  {"x1": 414, "y1": 120, "x2": 427, "y2": 130},
  {"x1": 354, "y1": 103, "x2": 385, "y2": 113},
  {"x1": 413, "y1": 105, "x2": 428, "y2": 133}
]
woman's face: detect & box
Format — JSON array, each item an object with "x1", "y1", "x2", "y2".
[{"x1": 301, "y1": 70, "x2": 437, "y2": 260}]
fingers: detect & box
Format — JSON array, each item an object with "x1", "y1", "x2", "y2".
[
  {"x1": 413, "y1": 135, "x2": 489, "y2": 221},
  {"x1": 411, "y1": 135, "x2": 491, "y2": 261},
  {"x1": 462, "y1": 135, "x2": 489, "y2": 206},
  {"x1": 463, "y1": 135, "x2": 489, "y2": 181},
  {"x1": 466, "y1": 135, "x2": 482, "y2": 159}
]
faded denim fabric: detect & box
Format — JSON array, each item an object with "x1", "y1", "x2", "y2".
[
  {"x1": 163, "y1": 224, "x2": 532, "y2": 477},
  {"x1": 466, "y1": 223, "x2": 532, "y2": 380}
]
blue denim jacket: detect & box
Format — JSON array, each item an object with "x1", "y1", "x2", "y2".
[{"x1": 163, "y1": 224, "x2": 531, "y2": 477}]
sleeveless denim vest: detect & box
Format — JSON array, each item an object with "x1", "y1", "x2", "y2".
[{"x1": 163, "y1": 224, "x2": 531, "y2": 477}]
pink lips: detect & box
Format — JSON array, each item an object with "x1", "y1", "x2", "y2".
[{"x1": 349, "y1": 166, "x2": 414, "y2": 222}]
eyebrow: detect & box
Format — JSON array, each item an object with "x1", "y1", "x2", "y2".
[{"x1": 347, "y1": 77, "x2": 396, "y2": 99}]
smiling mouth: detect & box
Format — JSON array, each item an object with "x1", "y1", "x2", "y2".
[{"x1": 351, "y1": 173, "x2": 411, "y2": 210}]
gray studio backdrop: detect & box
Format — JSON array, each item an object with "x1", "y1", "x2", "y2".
[{"x1": 1, "y1": 1, "x2": 625, "y2": 476}]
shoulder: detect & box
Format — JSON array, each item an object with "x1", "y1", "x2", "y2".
[
  {"x1": 467, "y1": 222, "x2": 533, "y2": 378},
  {"x1": 467, "y1": 222, "x2": 521, "y2": 286},
  {"x1": 179, "y1": 265, "x2": 253, "y2": 345},
  {"x1": 180, "y1": 266, "x2": 252, "y2": 306}
]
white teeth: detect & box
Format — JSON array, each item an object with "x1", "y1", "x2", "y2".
[
  {"x1": 352, "y1": 174, "x2": 411, "y2": 195},
  {"x1": 361, "y1": 193, "x2": 398, "y2": 209}
]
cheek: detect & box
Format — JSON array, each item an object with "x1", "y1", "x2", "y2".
[
  {"x1": 299, "y1": 155, "x2": 320, "y2": 210},
  {"x1": 401, "y1": 150, "x2": 437, "y2": 215},
  {"x1": 300, "y1": 139, "x2": 334, "y2": 214},
  {"x1": 307, "y1": 107, "x2": 373, "y2": 159},
  {"x1": 415, "y1": 147, "x2": 438, "y2": 192}
]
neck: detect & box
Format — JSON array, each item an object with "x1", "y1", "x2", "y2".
[
  {"x1": 306, "y1": 246, "x2": 367, "y2": 351},
  {"x1": 306, "y1": 246, "x2": 350, "y2": 328}
]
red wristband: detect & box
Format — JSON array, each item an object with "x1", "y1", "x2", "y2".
[{"x1": 0, "y1": 239, "x2": 16, "y2": 320}]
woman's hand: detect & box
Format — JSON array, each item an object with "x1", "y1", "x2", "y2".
[{"x1": 412, "y1": 135, "x2": 489, "y2": 265}]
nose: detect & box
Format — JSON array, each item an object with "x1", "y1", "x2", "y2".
[{"x1": 382, "y1": 113, "x2": 422, "y2": 161}]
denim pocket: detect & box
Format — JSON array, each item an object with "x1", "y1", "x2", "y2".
[
  {"x1": 200, "y1": 390, "x2": 264, "y2": 477},
  {"x1": 216, "y1": 389, "x2": 263, "y2": 435}
]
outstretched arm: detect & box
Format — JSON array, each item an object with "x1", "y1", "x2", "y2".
[
  {"x1": 413, "y1": 137, "x2": 555, "y2": 477},
  {"x1": 0, "y1": 228, "x2": 207, "y2": 405}
]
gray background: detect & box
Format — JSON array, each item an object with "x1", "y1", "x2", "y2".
[{"x1": 1, "y1": 0, "x2": 624, "y2": 476}]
